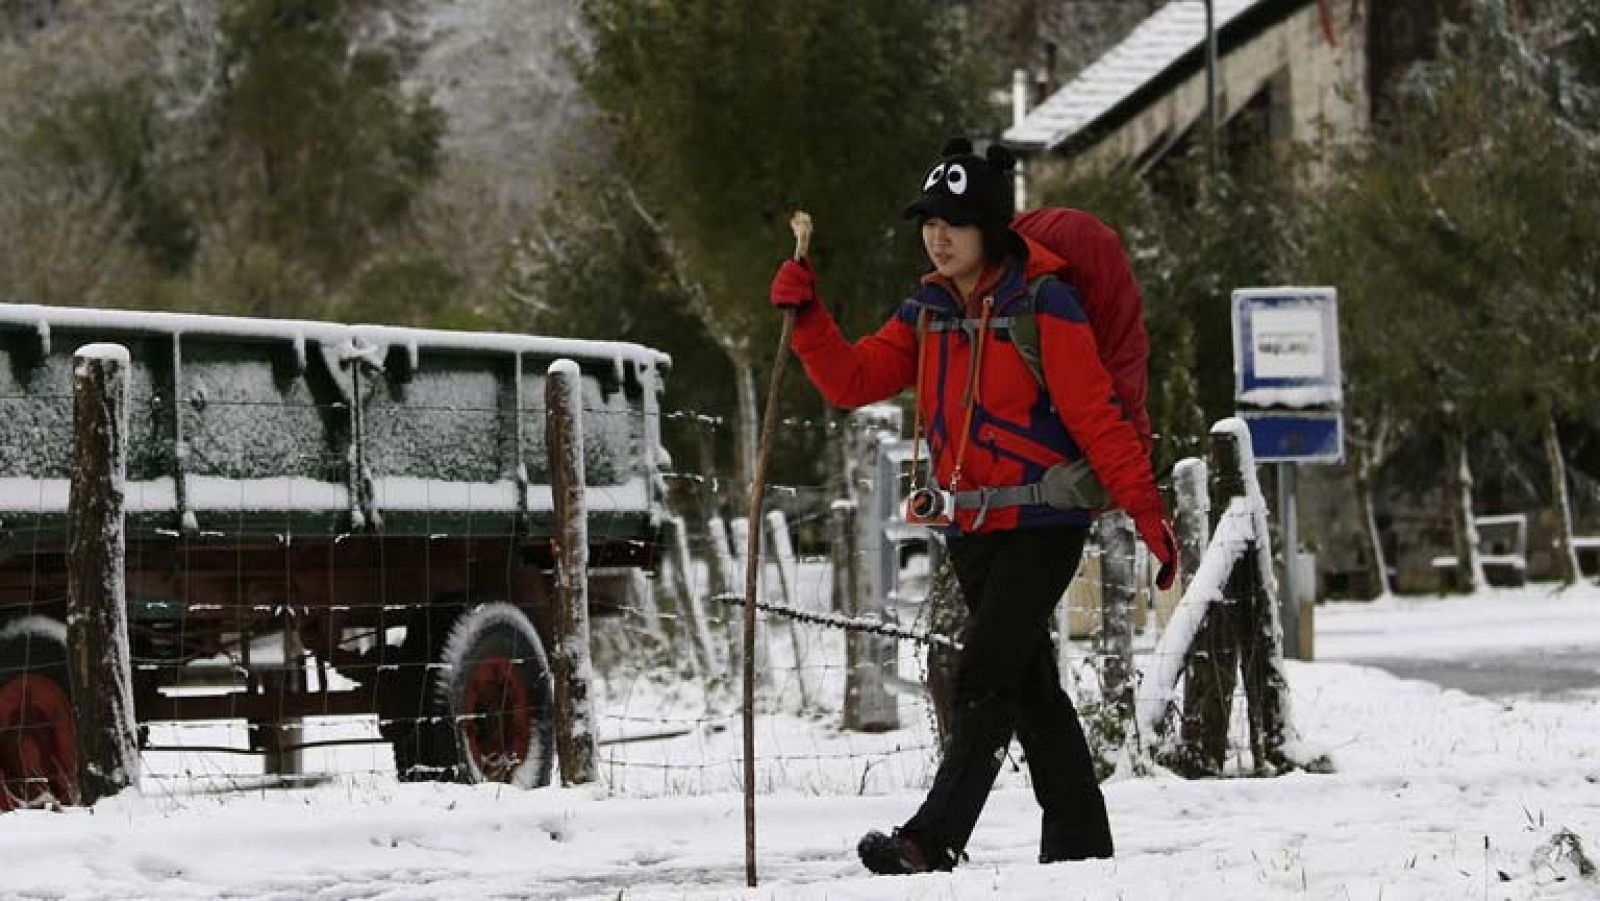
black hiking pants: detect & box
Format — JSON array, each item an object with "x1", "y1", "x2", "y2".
[{"x1": 902, "y1": 524, "x2": 1113, "y2": 862}]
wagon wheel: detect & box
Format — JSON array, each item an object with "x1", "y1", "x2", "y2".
[
  {"x1": 389, "y1": 602, "x2": 554, "y2": 788},
  {"x1": 0, "y1": 617, "x2": 79, "y2": 811}
]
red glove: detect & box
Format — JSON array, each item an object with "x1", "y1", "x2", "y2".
[
  {"x1": 769, "y1": 258, "x2": 816, "y2": 309},
  {"x1": 1136, "y1": 515, "x2": 1179, "y2": 591}
]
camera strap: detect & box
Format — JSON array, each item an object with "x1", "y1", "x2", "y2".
[
  {"x1": 947, "y1": 296, "x2": 994, "y2": 494},
  {"x1": 908, "y1": 295, "x2": 995, "y2": 497},
  {"x1": 907, "y1": 307, "x2": 931, "y2": 493}
]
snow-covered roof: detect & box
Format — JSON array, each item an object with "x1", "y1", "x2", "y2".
[{"x1": 1004, "y1": 0, "x2": 1278, "y2": 153}]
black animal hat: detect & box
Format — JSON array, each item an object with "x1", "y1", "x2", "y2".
[{"x1": 902, "y1": 137, "x2": 1017, "y2": 229}]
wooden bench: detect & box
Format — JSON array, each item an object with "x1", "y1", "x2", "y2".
[{"x1": 1430, "y1": 513, "x2": 1528, "y2": 588}]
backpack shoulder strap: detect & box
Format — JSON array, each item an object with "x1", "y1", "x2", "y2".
[
  {"x1": 909, "y1": 280, "x2": 1054, "y2": 394},
  {"x1": 1009, "y1": 273, "x2": 1057, "y2": 390}
]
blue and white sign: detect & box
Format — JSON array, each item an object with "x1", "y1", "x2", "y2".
[
  {"x1": 1232, "y1": 287, "x2": 1343, "y2": 464},
  {"x1": 1239, "y1": 410, "x2": 1343, "y2": 463},
  {"x1": 1233, "y1": 288, "x2": 1341, "y2": 407}
]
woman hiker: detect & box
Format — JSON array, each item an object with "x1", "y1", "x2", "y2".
[{"x1": 768, "y1": 137, "x2": 1178, "y2": 874}]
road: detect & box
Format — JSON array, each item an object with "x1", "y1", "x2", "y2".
[
  {"x1": 1314, "y1": 586, "x2": 1600, "y2": 701},
  {"x1": 1343, "y1": 646, "x2": 1600, "y2": 700}
]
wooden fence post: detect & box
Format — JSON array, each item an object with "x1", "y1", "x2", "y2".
[
  {"x1": 665, "y1": 515, "x2": 720, "y2": 678},
  {"x1": 67, "y1": 344, "x2": 140, "y2": 804},
  {"x1": 1173, "y1": 459, "x2": 1210, "y2": 592},
  {"x1": 766, "y1": 510, "x2": 815, "y2": 710},
  {"x1": 923, "y1": 557, "x2": 964, "y2": 748},
  {"x1": 652, "y1": 533, "x2": 694, "y2": 676},
  {"x1": 1169, "y1": 420, "x2": 1311, "y2": 776},
  {"x1": 1096, "y1": 511, "x2": 1137, "y2": 730},
  {"x1": 727, "y1": 517, "x2": 772, "y2": 688},
  {"x1": 1176, "y1": 425, "x2": 1248, "y2": 775},
  {"x1": 629, "y1": 565, "x2": 670, "y2": 660},
  {"x1": 546, "y1": 360, "x2": 597, "y2": 785},
  {"x1": 838, "y1": 408, "x2": 899, "y2": 732},
  {"x1": 708, "y1": 516, "x2": 737, "y2": 631},
  {"x1": 1236, "y1": 438, "x2": 1295, "y2": 773},
  {"x1": 706, "y1": 517, "x2": 733, "y2": 584},
  {"x1": 1135, "y1": 456, "x2": 1209, "y2": 756},
  {"x1": 259, "y1": 627, "x2": 304, "y2": 780}
]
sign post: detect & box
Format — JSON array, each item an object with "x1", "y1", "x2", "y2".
[{"x1": 1232, "y1": 288, "x2": 1342, "y2": 659}]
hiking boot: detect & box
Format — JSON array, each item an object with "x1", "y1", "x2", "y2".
[{"x1": 857, "y1": 828, "x2": 958, "y2": 875}]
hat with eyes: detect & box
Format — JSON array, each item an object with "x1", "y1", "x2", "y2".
[{"x1": 902, "y1": 137, "x2": 1017, "y2": 229}]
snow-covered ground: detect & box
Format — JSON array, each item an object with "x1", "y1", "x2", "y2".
[{"x1": 4, "y1": 584, "x2": 1598, "y2": 900}]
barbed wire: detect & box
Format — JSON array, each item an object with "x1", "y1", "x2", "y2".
[
  {"x1": 0, "y1": 384, "x2": 1287, "y2": 810},
  {"x1": 708, "y1": 593, "x2": 962, "y2": 652}
]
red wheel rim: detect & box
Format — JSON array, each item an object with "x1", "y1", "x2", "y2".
[
  {"x1": 0, "y1": 673, "x2": 78, "y2": 811},
  {"x1": 461, "y1": 655, "x2": 530, "y2": 782}
]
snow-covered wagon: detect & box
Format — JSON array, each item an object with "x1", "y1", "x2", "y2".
[{"x1": 0, "y1": 305, "x2": 669, "y2": 808}]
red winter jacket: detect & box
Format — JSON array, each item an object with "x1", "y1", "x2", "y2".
[{"x1": 790, "y1": 236, "x2": 1162, "y2": 534}]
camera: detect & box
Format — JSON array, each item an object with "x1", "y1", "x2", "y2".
[{"x1": 904, "y1": 487, "x2": 954, "y2": 526}]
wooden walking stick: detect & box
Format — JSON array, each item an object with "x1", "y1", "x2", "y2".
[{"x1": 743, "y1": 210, "x2": 812, "y2": 887}]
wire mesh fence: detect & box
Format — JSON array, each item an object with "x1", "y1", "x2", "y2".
[{"x1": 0, "y1": 373, "x2": 1269, "y2": 813}]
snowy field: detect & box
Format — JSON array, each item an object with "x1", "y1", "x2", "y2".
[{"x1": 3, "y1": 584, "x2": 1598, "y2": 900}]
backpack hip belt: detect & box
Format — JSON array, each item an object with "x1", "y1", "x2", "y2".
[{"x1": 951, "y1": 457, "x2": 1109, "y2": 528}]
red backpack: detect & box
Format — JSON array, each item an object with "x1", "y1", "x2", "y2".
[{"x1": 1012, "y1": 208, "x2": 1153, "y2": 451}]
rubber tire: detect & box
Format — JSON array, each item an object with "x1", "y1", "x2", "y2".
[
  {"x1": 391, "y1": 603, "x2": 555, "y2": 789},
  {"x1": 0, "y1": 617, "x2": 78, "y2": 810}
]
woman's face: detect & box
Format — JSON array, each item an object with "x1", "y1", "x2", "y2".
[{"x1": 921, "y1": 217, "x2": 984, "y2": 285}]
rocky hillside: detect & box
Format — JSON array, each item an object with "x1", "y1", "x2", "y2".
[{"x1": 409, "y1": 0, "x2": 585, "y2": 208}]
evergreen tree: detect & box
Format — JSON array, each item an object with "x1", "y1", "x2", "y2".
[
  {"x1": 1308, "y1": 0, "x2": 1600, "y2": 587},
  {"x1": 195, "y1": 0, "x2": 444, "y2": 317},
  {"x1": 574, "y1": 0, "x2": 987, "y2": 490},
  {"x1": 505, "y1": 143, "x2": 743, "y2": 496},
  {"x1": 0, "y1": 2, "x2": 194, "y2": 307}
]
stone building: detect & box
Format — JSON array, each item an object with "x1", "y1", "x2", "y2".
[
  {"x1": 1004, "y1": 0, "x2": 1369, "y2": 182},
  {"x1": 1000, "y1": 0, "x2": 1501, "y2": 598}
]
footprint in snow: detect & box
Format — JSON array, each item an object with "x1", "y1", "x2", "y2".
[{"x1": 132, "y1": 854, "x2": 186, "y2": 881}]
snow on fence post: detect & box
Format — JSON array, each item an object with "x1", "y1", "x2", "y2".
[
  {"x1": 708, "y1": 516, "x2": 738, "y2": 599},
  {"x1": 765, "y1": 510, "x2": 801, "y2": 610},
  {"x1": 729, "y1": 517, "x2": 749, "y2": 590},
  {"x1": 67, "y1": 344, "x2": 140, "y2": 804},
  {"x1": 665, "y1": 515, "x2": 720, "y2": 678},
  {"x1": 630, "y1": 563, "x2": 670, "y2": 660},
  {"x1": 652, "y1": 551, "x2": 693, "y2": 675},
  {"x1": 727, "y1": 517, "x2": 772, "y2": 688},
  {"x1": 707, "y1": 516, "x2": 745, "y2": 678},
  {"x1": 766, "y1": 509, "x2": 814, "y2": 709},
  {"x1": 838, "y1": 409, "x2": 899, "y2": 732},
  {"x1": 1174, "y1": 459, "x2": 1210, "y2": 591},
  {"x1": 1177, "y1": 425, "x2": 1249, "y2": 775},
  {"x1": 1097, "y1": 510, "x2": 1137, "y2": 732},
  {"x1": 546, "y1": 359, "x2": 598, "y2": 785},
  {"x1": 1234, "y1": 434, "x2": 1297, "y2": 773},
  {"x1": 1142, "y1": 426, "x2": 1323, "y2": 776}
]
